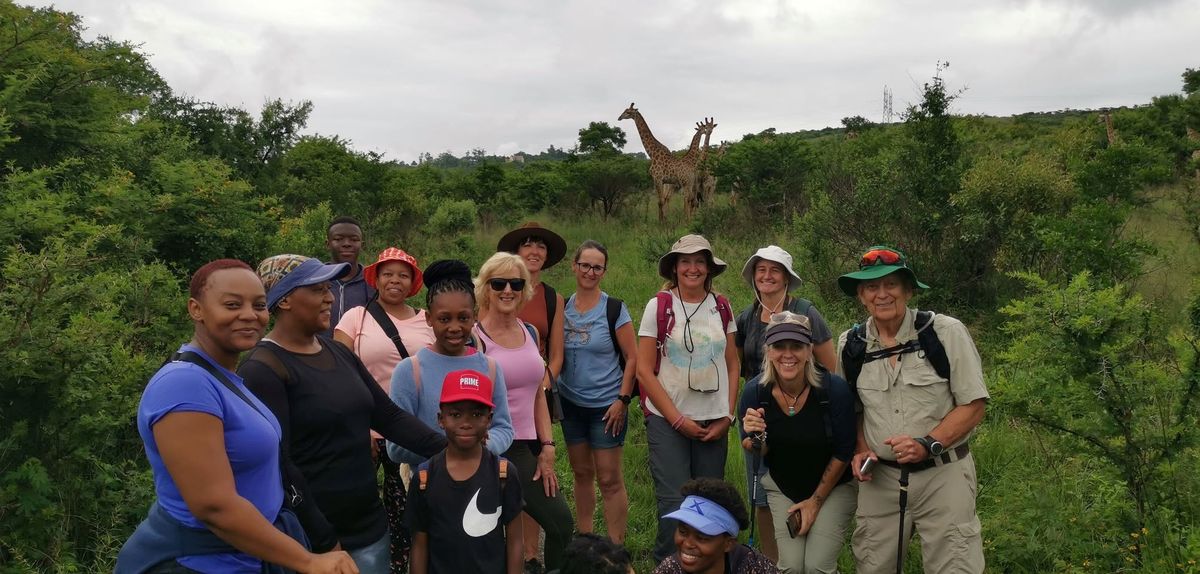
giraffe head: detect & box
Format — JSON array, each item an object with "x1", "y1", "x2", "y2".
[
  {"x1": 696, "y1": 117, "x2": 717, "y2": 136},
  {"x1": 618, "y1": 102, "x2": 638, "y2": 121}
]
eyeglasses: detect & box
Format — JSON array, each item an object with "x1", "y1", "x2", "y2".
[
  {"x1": 488, "y1": 278, "x2": 527, "y2": 292},
  {"x1": 859, "y1": 248, "x2": 903, "y2": 268},
  {"x1": 575, "y1": 262, "x2": 606, "y2": 275}
]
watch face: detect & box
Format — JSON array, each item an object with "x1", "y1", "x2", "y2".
[{"x1": 930, "y1": 442, "x2": 945, "y2": 456}]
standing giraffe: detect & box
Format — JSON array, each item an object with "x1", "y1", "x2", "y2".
[
  {"x1": 618, "y1": 103, "x2": 707, "y2": 223},
  {"x1": 1100, "y1": 109, "x2": 1118, "y2": 145},
  {"x1": 687, "y1": 118, "x2": 717, "y2": 215}
]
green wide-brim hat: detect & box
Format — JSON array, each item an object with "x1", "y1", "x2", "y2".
[{"x1": 837, "y1": 245, "x2": 930, "y2": 297}]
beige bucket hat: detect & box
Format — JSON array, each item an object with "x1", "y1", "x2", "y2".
[{"x1": 658, "y1": 234, "x2": 728, "y2": 280}]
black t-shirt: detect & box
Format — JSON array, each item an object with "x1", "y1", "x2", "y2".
[
  {"x1": 406, "y1": 450, "x2": 524, "y2": 574},
  {"x1": 759, "y1": 385, "x2": 852, "y2": 503},
  {"x1": 238, "y1": 337, "x2": 447, "y2": 551}
]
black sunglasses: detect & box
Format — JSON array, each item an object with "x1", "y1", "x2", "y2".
[{"x1": 488, "y1": 277, "x2": 526, "y2": 292}]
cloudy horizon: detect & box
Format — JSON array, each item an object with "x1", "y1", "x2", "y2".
[{"x1": 27, "y1": 0, "x2": 1200, "y2": 162}]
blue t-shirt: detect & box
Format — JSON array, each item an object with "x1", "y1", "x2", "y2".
[
  {"x1": 560, "y1": 292, "x2": 632, "y2": 408},
  {"x1": 387, "y1": 348, "x2": 514, "y2": 465},
  {"x1": 137, "y1": 345, "x2": 284, "y2": 573}
]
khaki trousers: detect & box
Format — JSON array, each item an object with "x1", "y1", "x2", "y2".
[
  {"x1": 852, "y1": 453, "x2": 984, "y2": 574},
  {"x1": 763, "y1": 473, "x2": 856, "y2": 573}
]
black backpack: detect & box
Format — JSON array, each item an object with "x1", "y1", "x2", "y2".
[{"x1": 840, "y1": 310, "x2": 951, "y2": 390}]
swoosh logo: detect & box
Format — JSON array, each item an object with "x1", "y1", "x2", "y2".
[{"x1": 462, "y1": 488, "x2": 501, "y2": 537}]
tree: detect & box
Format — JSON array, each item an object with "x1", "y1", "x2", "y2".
[
  {"x1": 840, "y1": 115, "x2": 875, "y2": 133},
  {"x1": 995, "y1": 273, "x2": 1200, "y2": 531},
  {"x1": 577, "y1": 121, "x2": 627, "y2": 154},
  {"x1": 567, "y1": 152, "x2": 648, "y2": 218}
]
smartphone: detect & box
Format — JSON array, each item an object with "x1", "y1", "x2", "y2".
[
  {"x1": 859, "y1": 457, "x2": 877, "y2": 475},
  {"x1": 786, "y1": 511, "x2": 801, "y2": 538}
]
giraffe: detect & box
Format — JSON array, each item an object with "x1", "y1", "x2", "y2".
[
  {"x1": 618, "y1": 103, "x2": 707, "y2": 223},
  {"x1": 687, "y1": 118, "x2": 717, "y2": 215},
  {"x1": 1099, "y1": 109, "x2": 1118, "y2": 145}
]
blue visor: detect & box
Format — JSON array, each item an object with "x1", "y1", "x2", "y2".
[
  {"x1": 266, "y1": 258, "x2": 349, "y2": 310},
  {"x1": 663, "y1": 495, "x2": 739, "y2": 537}
]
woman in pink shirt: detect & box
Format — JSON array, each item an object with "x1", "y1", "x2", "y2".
[
  {"x1": 473, "y1": 252, "x2": 574, "y2": 574},
  {"x1": 333, "y1": 247, "x2": 434, "y2": 574}
]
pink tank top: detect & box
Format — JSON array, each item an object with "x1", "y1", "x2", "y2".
[{"x1": 473, "y1": 322, "x2": 545, "y2": 440}]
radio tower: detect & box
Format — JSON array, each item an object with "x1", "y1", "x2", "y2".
[{"x1": 882, "y1": 86, "x2": 894, "y2": 124}]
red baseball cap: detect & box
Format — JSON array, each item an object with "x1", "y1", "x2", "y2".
[{"x1": 439, "y1": 369, "x2": 494, "y2": 408}]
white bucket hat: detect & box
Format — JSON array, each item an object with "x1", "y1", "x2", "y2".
[{"x1": 741, "y1": 245, "x2": 802, "y2": 293}]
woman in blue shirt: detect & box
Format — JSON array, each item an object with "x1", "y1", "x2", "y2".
[
  {"x1": 118, "y1": 259, "x2": 356, "y2": 574},
  {"x1": 559, "y1": 240, "x2": 638, "y2": 543}
]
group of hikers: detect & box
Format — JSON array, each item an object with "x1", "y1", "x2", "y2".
[{"x1": 116, "y1": 216, "x2": 988, "y2": 574}]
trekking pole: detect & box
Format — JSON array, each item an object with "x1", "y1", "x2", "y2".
[
  {"x1": 748, "y1": 435, "x2": 764, "y2": 546},
  {"x1": 895, "y1": 468, "x2": 910, "y2": 574}
]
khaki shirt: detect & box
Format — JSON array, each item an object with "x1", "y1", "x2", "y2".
[{"x1": 836, "y1": 308, "x2": 988, "y2": 461}]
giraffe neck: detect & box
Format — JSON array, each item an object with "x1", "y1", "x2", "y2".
[
  {"x1": 632, "y1": 111, "x2": 671, "y2": 160},
  {"x1": 681, "y1": 128, "x2": 705, "y2": 163},
  {"x1": 698, "y1": 130, "x2": 712, "y2": 164}
]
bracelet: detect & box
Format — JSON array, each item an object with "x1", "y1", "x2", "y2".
[
  {"x1": 540, "y1": 440, "x2": 554, "y2": 447},
  {"x1": 671, "y1": 414, "x2": 685, "y2": 430}
]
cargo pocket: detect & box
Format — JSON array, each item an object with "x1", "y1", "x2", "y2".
[{"x1": 947, "y1": 516, "x2": 984, "y2": 565}]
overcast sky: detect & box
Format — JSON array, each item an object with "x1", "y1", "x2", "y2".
[{"x1": 30, "y1": 0, "x2": 1200, "y2": 162}]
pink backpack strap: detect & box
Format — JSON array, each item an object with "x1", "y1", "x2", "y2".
[
  {"x1": 653, "y1": 291, "x2": 675, "y2": 375},
  {"x1": 411, "y1": 355, "x2": 421, "y2": 392},
  {"x1": 715, "y1": 294, "x2": 734, "y2": 332}
]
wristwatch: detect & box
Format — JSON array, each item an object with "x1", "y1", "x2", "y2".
[
  {"x1": 726, "y1": 413, "x2": 737, "y2": 424},
  {"x1": 617, "y1": 394, "x2": 632, "y2": 405},
  {"x1": 916, "y1": 435, "x2": 945, "y2": 458}
]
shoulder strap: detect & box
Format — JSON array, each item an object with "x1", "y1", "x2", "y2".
[
  {"x1": 366, "y1": 300, "x2": 409, "y2": 359},
  {"x1": 417, "y1": 459, "x2": 431, "y2": 491},
  {"x1": 175, "y1": 351, "x2": 265, "y2": 418},
  {"x1": 840, "y1": 323, "x2": 868, "y2": 390},
  {"x1": 653, "y1": 291, "x2": 674, "y2": 375},
  {"x1": 606, "y1": 296, "x2": 625, "y2": 370},
  {"x1": 790, "y1": 297, "x2": 813, "y2": 315},
  {"x1": 411, "y1": 355, "x2": 422, "y2": 392},
  {"x1": 523, "y1": 321, "x2": 538, "y2": 345},
  {"x1": 914, "y1": 311, "x2": 951, "y2": 381},
  {"x1": 715, "y1": 294, "x2": 733, "y2": 332},
  {"x1": 543, "y1": 283, "x2": 557, "y2": 337}
]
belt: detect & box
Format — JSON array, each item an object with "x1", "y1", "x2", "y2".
[{"x1": 878, "y1": 443, "x2": 970, "y2": 472}]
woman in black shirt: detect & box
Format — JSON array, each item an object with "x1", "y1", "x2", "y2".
[
  {"x1": 240, "y1": 254, "x2": 447, "y2": 574},
  {"x1": 738, "y1": 312, "x2": 856, "y2": 574}
]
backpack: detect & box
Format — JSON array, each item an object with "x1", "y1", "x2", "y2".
[
  {"x1": 840, "y1": 310, "x2": 951, "y2": 390},
  {"x1": 417, "y1": 454, "x2": 509, "y2": 491},
  {"x1": 606, "y1": 296, "x2": 626, "y2": 370},
  {"x1": 542, "y1": 283, "x2": 557, "y2": 354},
  {"x1": 653, "y1": 291, "x2": 734, "y2": 375}
]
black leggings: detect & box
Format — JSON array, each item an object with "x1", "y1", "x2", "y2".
[{"x1": 503, "y1": 440, "x2": 575, "y2": 571}]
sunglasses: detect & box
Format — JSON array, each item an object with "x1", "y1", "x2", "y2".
[
  {"x1": 488, "y1": 277, "x2": 527, "y2": 292},
  {"x1": 859, "y1": 248, "x2": 903, "y2": 268}
]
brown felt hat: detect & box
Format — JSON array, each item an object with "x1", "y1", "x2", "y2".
[{"x1": 496, "y1": 222, "x2": 567, "y2": 270}]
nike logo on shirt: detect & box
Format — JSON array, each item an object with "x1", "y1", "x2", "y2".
[{"x1": 462, "y1": 488, "x2": 501, "y2": 537}]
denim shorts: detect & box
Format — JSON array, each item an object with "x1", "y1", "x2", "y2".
[{"x1": 560, "y1": 396, "x2": 627, "y2": 449}]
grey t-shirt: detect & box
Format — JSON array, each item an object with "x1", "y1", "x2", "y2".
[{"x1": 735, "y1": 298, "x2": 832, "y2": 379}]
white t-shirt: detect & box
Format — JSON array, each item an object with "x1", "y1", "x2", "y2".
[{"x1": 638, "y1": 292, "x2": 737, "y2": 421}]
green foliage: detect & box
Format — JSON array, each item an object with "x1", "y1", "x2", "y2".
[
  {"x1": 995, "y1": 272, "x2": 1200, "y2": 528},
  {"x1": 565, "y1": 150, "x2": 649, "y2": 218},
  {"x1": 577, "y1": 121, "x2": 627, "y2": 154},
  {"x1": 0, "y1": 227, "x2": 179, "y2": 571},
  {"x1": 711, "y1": 131, "x2": 813, "y2": 213},
  {"x1": 272, "y1": 202, "x2": 335, "y2": 258}
]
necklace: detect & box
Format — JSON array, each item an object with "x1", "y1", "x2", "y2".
[{"x1": 778, "y1": 383, "x2": 809, "y2": 416}]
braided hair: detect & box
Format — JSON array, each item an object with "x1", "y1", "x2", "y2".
[{"x1": 423, "y1": 259, "x2": 475, "y2": 310}]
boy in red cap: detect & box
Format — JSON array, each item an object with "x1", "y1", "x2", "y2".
[{"x1": 407, "y1": 369, "x2": 524, "y2": 574}]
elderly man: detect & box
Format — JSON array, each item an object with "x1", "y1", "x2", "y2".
[{"x1": 835, "y1": 245, "x2": 988, "y2": 574}]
